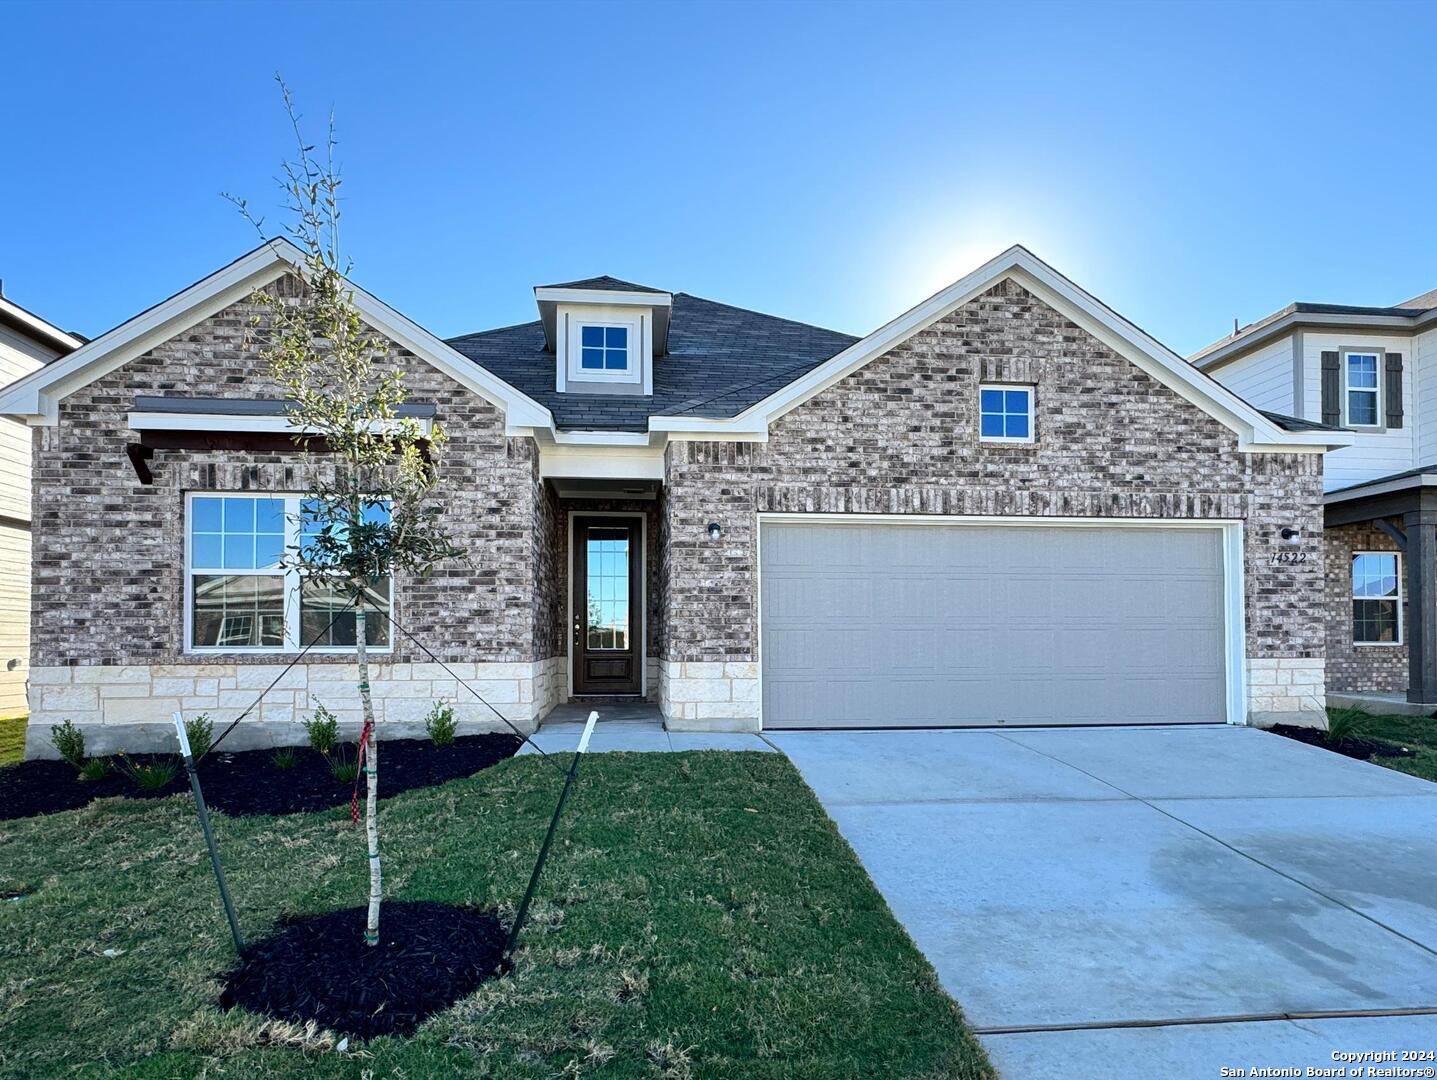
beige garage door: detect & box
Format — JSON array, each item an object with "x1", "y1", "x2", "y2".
[{"x1": 759, "y1": 521, "x2": 1229, "y2": 728}]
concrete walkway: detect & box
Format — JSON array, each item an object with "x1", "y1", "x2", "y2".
[
  {"x1": 770, "y1": 725, "x2": 1437, "y2": 1079},
  {"x1": 517, "y1": 703, "x2": 772, "y2": 754}
]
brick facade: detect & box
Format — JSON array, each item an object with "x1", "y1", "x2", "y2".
[
  {"x1": 659, "y1": 279, "x2": 1327, "y2": 729},
  {"x1": 26, "y1": 272, "x2": 1334, "y2": 748},
  {"x1": 1323, "y1": 523, "x2": 1406, "y2": 695},
  {"x1": 27, "y1": 276, "x2": 564, "y2": 748}
]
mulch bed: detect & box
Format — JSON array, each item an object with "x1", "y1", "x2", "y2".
[
  {"x1": 1269, "y1": 723, "x2": 1416, "y2": 762},
  {"x1": 0, "y1": 734, "x2": 518, "y2": 821},
  {"x1": 220, "y1": 901, "x2": 505, "y2": 1039}
]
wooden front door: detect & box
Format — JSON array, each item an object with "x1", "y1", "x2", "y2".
[{"x1": 572, "y1": 517, "x2": 642, "y2": 695}]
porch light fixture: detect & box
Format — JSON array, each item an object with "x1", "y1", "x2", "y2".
[
  {"x1": 1280, "y1": 527, "x2": 1300, "y2": 544},
  {"x1": 707, "y1": 522, "x2": 722, "y2": 541}
]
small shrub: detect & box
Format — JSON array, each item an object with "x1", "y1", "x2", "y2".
[
  {"x1": 50, "y1": 720, "x2": 86, "y2": 769},
  {"x1": 115, "y1": 754, "x2": 180, "y2": 790},
  {"x1": 271, "y1": 747, "x2": 297, "y2": 770},
  {"x1": 425, "y1": 701, "x2": 457, "y2": 747},
  {"x1": 78, "y1": 758, "x2": 109, "y2": 782},
  {"x1": 304, "y1": 705, "x2": 339, "y2": 757},
  {"x1": 329, "y1": 748, "x2": 359, "y2": 783},
  {"x1": 1325, "y1": 707, "x2": 1370, "y2": 745},
  {"x1": 184, "y1": 713, "x2": 214, "y2": 760}
]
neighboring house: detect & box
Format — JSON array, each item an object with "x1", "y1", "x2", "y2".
[
  {"x1": 0, "y1": 239, "x2": 1349, "y2": 755},
  {"x1": 0, "y1": 292, "x2": 81, "y2": 715},
  {"x1": 1193, "y1": 292, "x2": 1437, "y2": 707}
]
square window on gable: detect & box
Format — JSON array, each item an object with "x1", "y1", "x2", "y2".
[
  {"x1": 979, "y1": 384, "x2": 1034, "y2": 442},
  {"x1": 579, "y1": 324, "x2": 628, "y2": 372}
]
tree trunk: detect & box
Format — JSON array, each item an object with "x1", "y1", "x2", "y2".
[{"x1": 356, "y1": 601, "x2": 381, "y2": 947}]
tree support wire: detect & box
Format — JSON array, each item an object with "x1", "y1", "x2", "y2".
[
  {"x1": 172, "y1": 595, "x2": 586, "y2": 957},
  {"x1": 199, "y1": 595, "x2": 359, "y2": 764},
  {"x1": 377, "y1": 607, "x2": 568, "y2": 778},
  {"x1": 501, "y1": 711, "x2": 599, "y2": 970}
]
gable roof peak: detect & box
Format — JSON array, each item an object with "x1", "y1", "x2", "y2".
[{"x1": 536, "y1": 275, "x2": 667, "y2": 295}]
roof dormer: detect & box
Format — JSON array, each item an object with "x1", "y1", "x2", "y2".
[{"x1": 535, "y1": 277, "x2": 672, "y2": 397}]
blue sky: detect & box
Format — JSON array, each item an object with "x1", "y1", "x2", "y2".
[{"x1": 4, "y1": 0, "x2": 1435, "y2": 356}]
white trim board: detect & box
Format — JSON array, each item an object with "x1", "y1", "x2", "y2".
[
  {"x1": 127, "y1": 411, "x2": 434, "y2": 436},
  {"x1": 754, "y1": 512, "x2": 1247, "y2": 728},
  {"x1": 0, "y1": 238, "x2": 553, "y2": 430}
]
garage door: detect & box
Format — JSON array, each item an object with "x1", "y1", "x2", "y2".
[{"x1": 759, "y1": 521, "x2": 1229, "y2": 728}]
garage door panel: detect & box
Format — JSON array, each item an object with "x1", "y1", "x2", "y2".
[{"x1": 760, "y1": 522, "x2": 1228, "y2": 728}]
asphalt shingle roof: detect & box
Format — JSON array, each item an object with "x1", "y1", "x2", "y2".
[
  {"x1": 447, "y1": 292, "x2": 857, "y2": 432},
  {"x1": 538, "y1": 276, "x2": 668, "y2": 294}
]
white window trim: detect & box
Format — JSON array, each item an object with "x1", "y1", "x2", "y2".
[
  {"x1": 1342, "y1": 350, "x2": 1383, "y2": 429},
  {"x1": 978, "y1": 383, "x2": 1035, "y2": 444},
  {"x1": 1352, "y1": 549, "x2": 1403, "y2": 647},
  {"x1": 566, "y1": 317, "x2": 641, "y2": 385},
  {"x1": 183, "y1": 492, "x2": 395, "y2": 655}
]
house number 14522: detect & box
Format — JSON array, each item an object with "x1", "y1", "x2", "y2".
[{"x1": 1269, "y1": 551, "x2": 1310, "y2": 565}]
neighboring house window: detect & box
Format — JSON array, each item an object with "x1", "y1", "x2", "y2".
[
  {"x1": 1352, "y1": 551, "x2": 1401, "y2": 645},
  {"x1": 1344, "y1": 352, "x2": 1381, "y2": 427},
  {"x1": 186, "y1": 494, "x2": 392, "y2": 652},
  {"x1": 580, "y1": 325, "x2": 629, "y2": 372},
  {"x1": 979, "y1": 385, "x2": 1034, "y2": 442}
]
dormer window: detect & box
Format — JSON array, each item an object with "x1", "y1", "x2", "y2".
[
  {"x1": 581, "y1": 325, "x2": 629, "y2": 373},
  {"x1": 535, "y1": 277, "x2": 672, "y2": 398}
]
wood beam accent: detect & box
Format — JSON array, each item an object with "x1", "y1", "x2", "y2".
[
  {"x1": 125, "y1": 429, "x2": 431, "y2": 485},
  {"x1": 1326, "y1": 486, "x2": 1437, "y2": 528},
  {"x1": 1373, "y1": 517, "x2": 1408, "y2": 552}
]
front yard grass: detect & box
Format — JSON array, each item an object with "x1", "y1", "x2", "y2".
[
  {"x1": 1350, "y1": 709, "x2": 1437, "y2": 783},
  {"x1": 0, "y1": 750, "x2": 992, "y2": 1079},
  {"x1": 0, "y1": 715, "x2": 24, "y2": 766}
]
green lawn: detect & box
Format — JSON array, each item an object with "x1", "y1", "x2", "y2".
[
  {"x1": 0, "y1": 750, "x2": 991, "y2": 1079},
  {"x1": 0, "y1": 715, "x2": 24, "y2": 766},
  {"x1": 1347, "y1": 709, "x2": 1437, "y2": 782}
]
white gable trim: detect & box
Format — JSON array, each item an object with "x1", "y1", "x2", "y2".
[
  {"x1": 0, "y1": 239, "x2": 553, "y2": 430},
  {"x1": 651, "y1": 245, "x2": 1351, "y2": 453}
]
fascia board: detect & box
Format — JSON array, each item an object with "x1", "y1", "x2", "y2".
[{"x1": 534, "y1": 288, "x2": 672, "y2": 308}]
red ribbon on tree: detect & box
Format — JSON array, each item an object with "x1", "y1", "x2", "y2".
[{"x1": 350, "y1": 716, "x2": 373, "y2": 826}]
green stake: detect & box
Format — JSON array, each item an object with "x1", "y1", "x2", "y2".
[{"x1": 173, "y1": 712, "x2": 244, "y2": 953}]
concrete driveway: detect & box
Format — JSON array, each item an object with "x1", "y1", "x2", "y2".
[{"x1": 770, "y1": 725, "x2": 1437, "y2": 1079}]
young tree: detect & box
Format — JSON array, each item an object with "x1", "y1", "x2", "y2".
[{"x1": 230, "y1": 81, "x2": 463, "y2": 945}]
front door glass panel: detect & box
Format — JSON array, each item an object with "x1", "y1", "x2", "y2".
[{"x1": 586, "y1": 528, "x2": 630, "y2": 650}]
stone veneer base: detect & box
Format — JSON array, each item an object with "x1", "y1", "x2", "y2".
[
  {"x1": 1246, "y1": 657, "x2": 1326, "y2": 729},
  {"x1": 658, "y1": 659, "x2": 760, "y2": 733},
  {"x1": 24, "y1": 657, "x2": 566, "y2": 759}
]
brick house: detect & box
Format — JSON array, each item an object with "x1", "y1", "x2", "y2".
[
  {"x1": 1193, "y1": 287, "x2": 1437, "y2": 709},
  {"x1": 0, "y1": 240, "x2": 1349, "y2": 754}
]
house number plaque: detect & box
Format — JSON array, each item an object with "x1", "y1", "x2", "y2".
[{"x1": 1268, "y1": 550, "x2": 1310, "y2": 565}]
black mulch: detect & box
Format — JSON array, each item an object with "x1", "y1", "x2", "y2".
[
  {"x1": 0, "y1": 734, "x2": 519, "y2": 821},
  {"x1": 1269, "y1": 723, "x2": 1417, "y2": 762},
  {"x1": 220, "y1": 901, "x2": 505, "y2": 1039}
]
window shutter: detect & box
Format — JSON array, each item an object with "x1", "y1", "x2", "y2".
[
  {"x1": 1321, "y1": 351, "x2": 1341, "y2": 426},
  {"x1": 1385, "y1": 352, "x2": 1404, "y2": 428}
]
